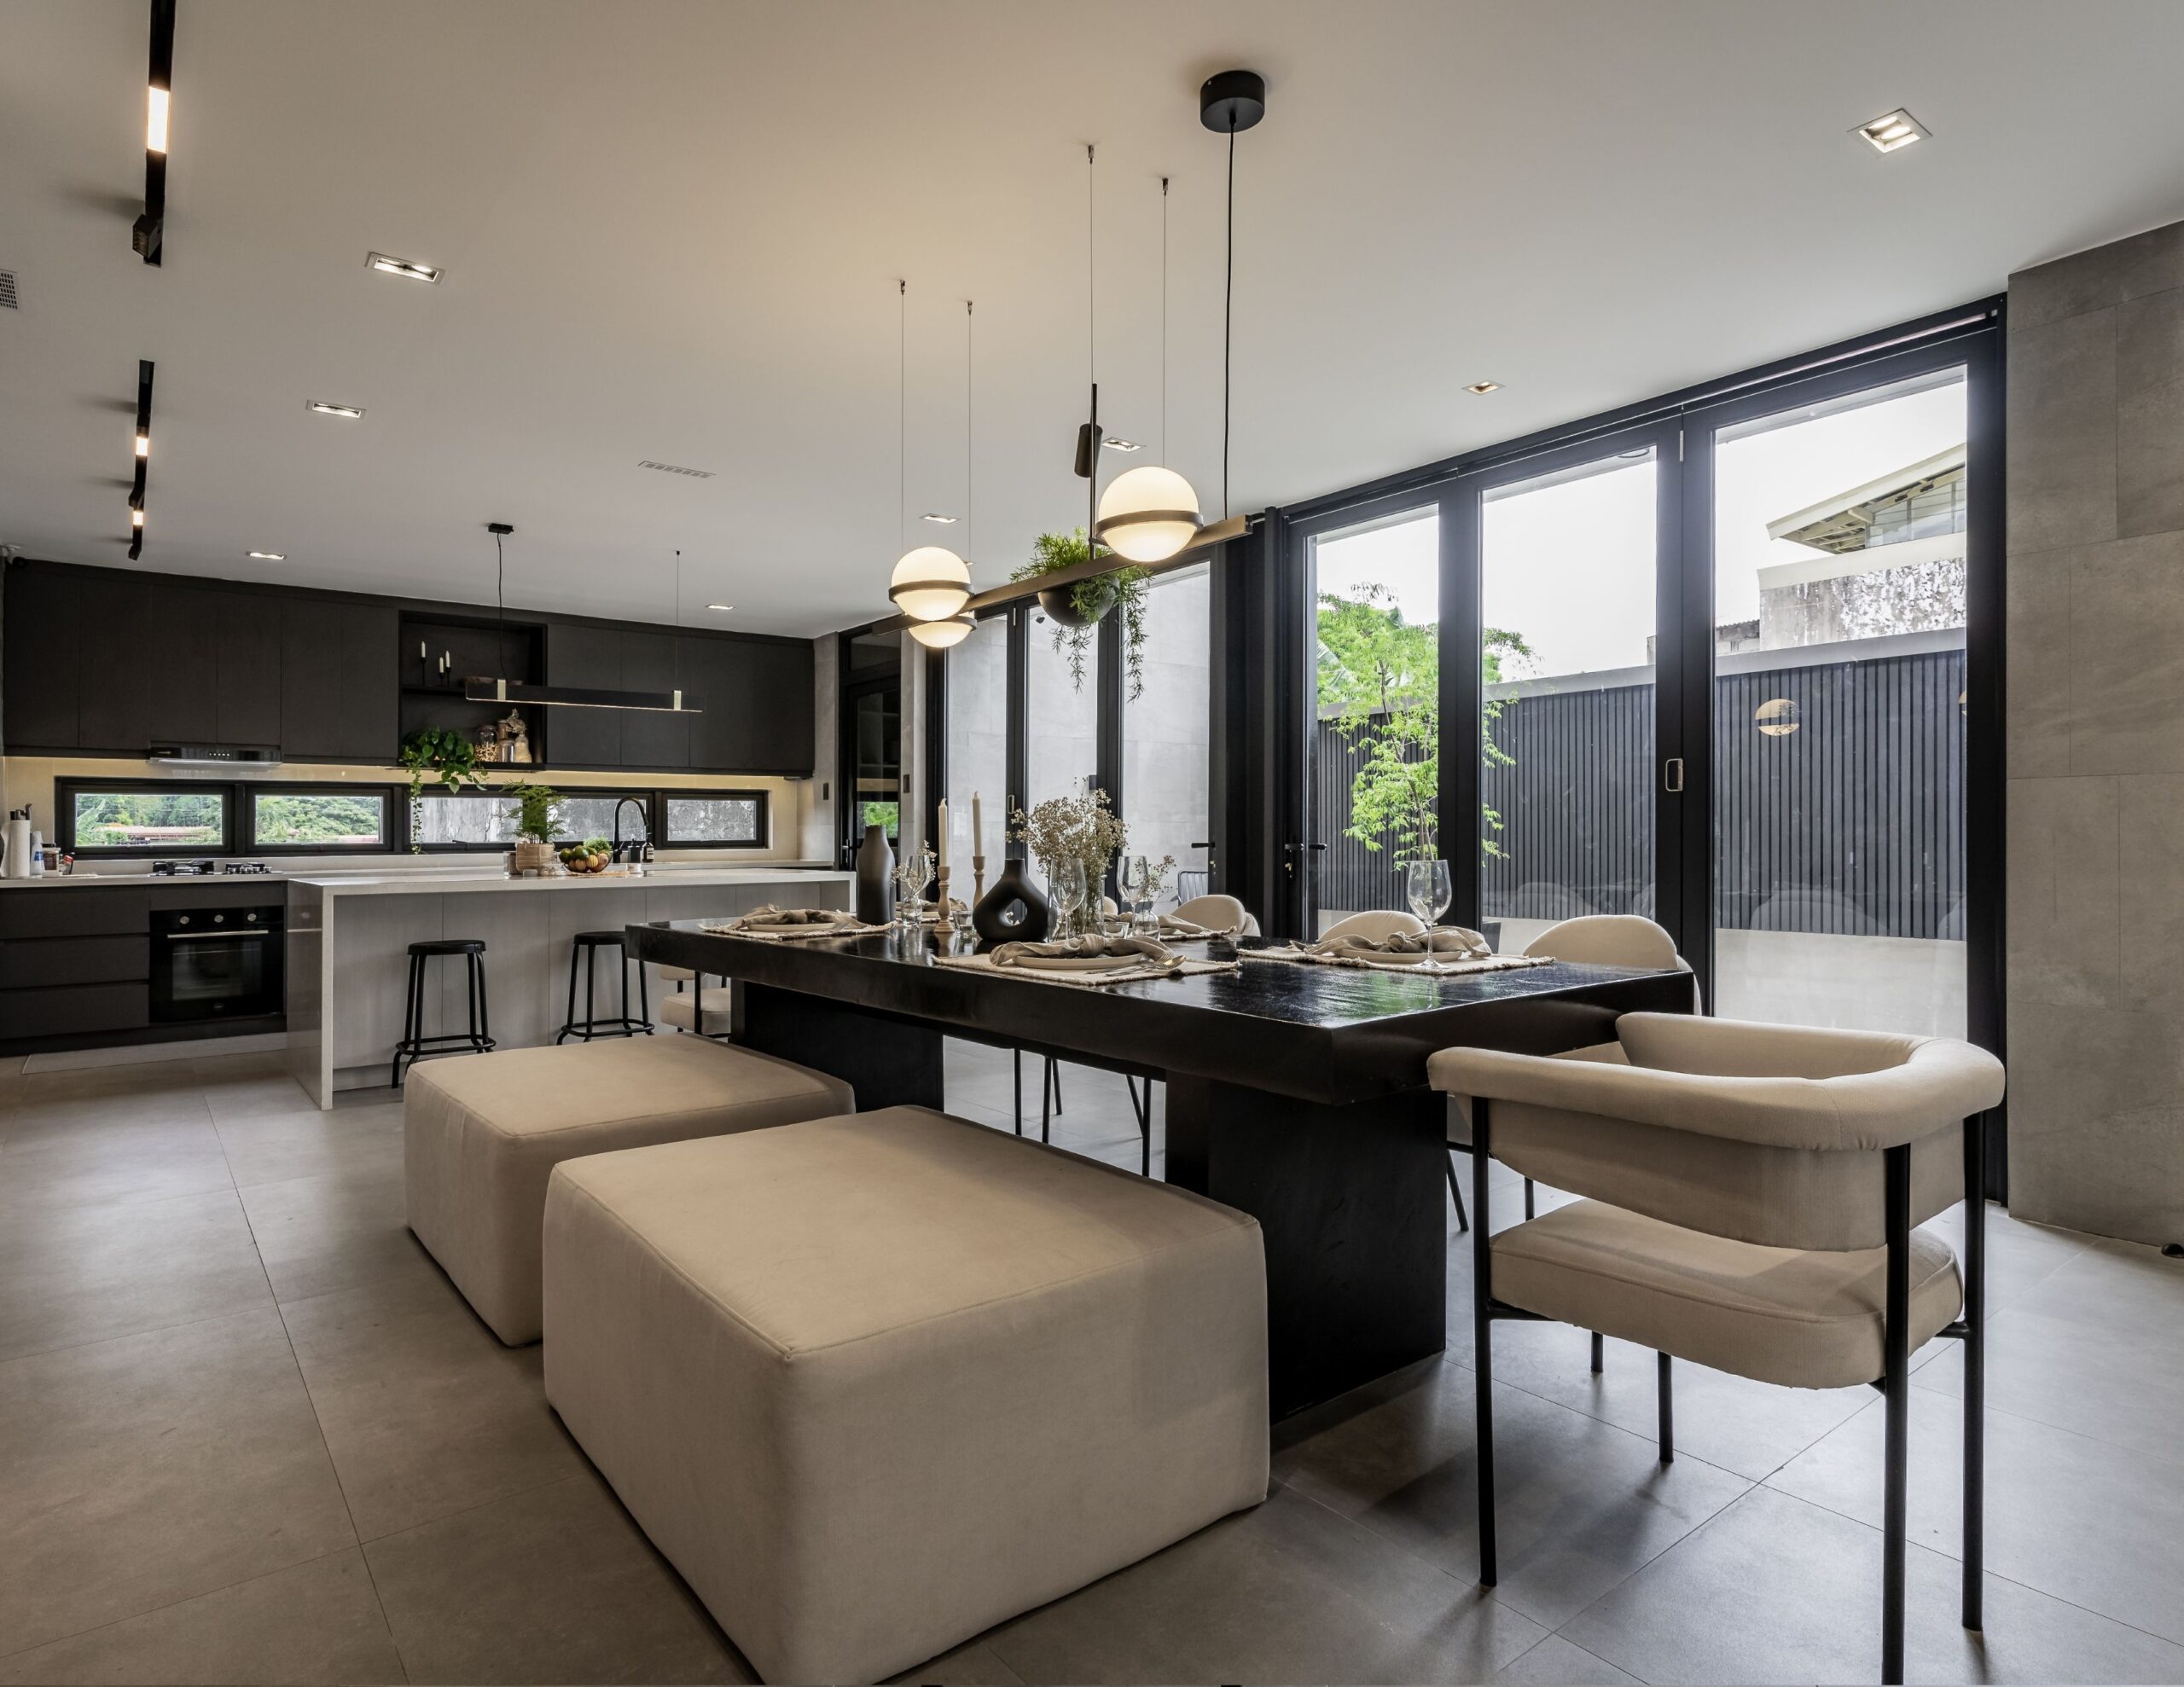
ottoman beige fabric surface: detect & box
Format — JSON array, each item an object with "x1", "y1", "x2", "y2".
[
  {"x1": 543, "y1": 1105, "x2": 1269, "y2": 1685},
  {"x1": 404, "y1": 1036, "x2": 853, "y2": 1344}
]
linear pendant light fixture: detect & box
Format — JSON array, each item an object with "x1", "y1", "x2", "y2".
[
  {"x1": 127, "y1": 358, "x2": 154, "y2": 559},
  {"x1": 888, "y1": 280, "x2": 974, "y2": 623},
  {"x1": 909, "y1": 299, "x2": 979, "y2": 650},
  {"x1": 462, "y1": 523, "x2": 700, "y2": 712}
]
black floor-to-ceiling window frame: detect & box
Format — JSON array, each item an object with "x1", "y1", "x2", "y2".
[{"x1": 1266, "y1": 302, "x2": 2006, "y2": 1195}]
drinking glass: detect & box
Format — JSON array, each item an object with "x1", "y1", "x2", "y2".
[
  {"x1": 1118, "y1": 854, "x2": 1155, "y2": 932},
  {"x1": 1404, "y1": 858, "x2": 1453, "y2": 928},
  {"x1": 892, "y1": 860, "x2": 924, "y2": 929},
  {"x1": 1048, "y1": 858, "x2": 1087, "y2": 941}
]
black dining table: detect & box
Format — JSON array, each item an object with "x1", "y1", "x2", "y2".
[{"x1": 628, "y1": 919, "x2": 1692, "y2": 1417}]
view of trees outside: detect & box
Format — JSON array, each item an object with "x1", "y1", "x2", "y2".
[
  {"x1": 665, "y1": 796, "x2": 762, "y2": 844},
  {"x1": 253, "y1": 791, "x2": 386, "y2": 846},
  {"x1": 413, "y1": 793, "x2": 624, "y2": 847},
  {"x1": 71, "y1": 789, "x2": 224, "y2": 849}
]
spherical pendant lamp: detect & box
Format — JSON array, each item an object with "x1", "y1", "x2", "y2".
[
  {"x1": 907, "y1": 611, "x2": 976, "y2": 650},
  {"x1": 1093, "y1": 464, "x2": 1200, "y2": 564},
  {"x1": 888, "y1": 545, "x2": 972, "y2": 620}
]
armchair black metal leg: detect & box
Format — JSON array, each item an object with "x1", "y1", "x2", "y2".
[
  {"x1": 1041, "y1": 1058, "x2": 1053, "y2": 1143},
  {"x1": 1657, "y1": 1352, "x2": 1674, "y2": 1462},
  {"x1": 1012, "y1": 1049, "x2": 1024, "y2": 1136},
  {"x1": 1127, "y1": 1077, "x2": 1152, "y2": 1175},
  {"x1": 1963, "y1": 1115, "x2": 1987, "y2": 1631},
  {"x1": 1472, "y1": 1099, "x2": 1497, "y2": 1587},
  {"x1": 1444, "y1": 1150, "x2": 1469, "y2": 1233},
  {"x1": 1591, "y1": 1330, "x2": 1605, "y2": 1374},
  {"x1": 1524, "y1": 1176, "x2": 1536, "y2": 1220},
  {"x1": 1048, "y1": 1057, "x2": 1063, "y2": 1116},
  {"x1": 1882, "y1": 1143, "x2": 1912, "y2": 1685},
  {"x1": 637, "y1": 953, "x2": 651, "y2": 1034}
]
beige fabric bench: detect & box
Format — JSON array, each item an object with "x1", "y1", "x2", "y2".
[
  {"x1": 542, "y1": 1105, "x2": 1269, "y2": 1684},
  {"x1": 404, "y1": 1036, "x2": 852, "y2": 1344}
]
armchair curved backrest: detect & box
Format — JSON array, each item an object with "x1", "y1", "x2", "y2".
[
  {"x1": 1430, "y1": 1014, "x2": 2004, "y2": 1251},
  {"x1": 1172, "y1": 894, "x2": 1252, "y2": 935},
  {"x1": 1319, "y1": 909, "x2": 1426, "y2": 944},
  {"x1": 1523, "y1": 913, "x2": 1699, "y2": 1010}
]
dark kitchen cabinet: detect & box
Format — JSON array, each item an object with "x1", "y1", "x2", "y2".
[
  {"x1": 217, "y1": 592, "x2": 283, "y2": 746},
  {"x1": 543, "y1": 623, "x2": 620, "y2": 768},
  {"x1": 76, "y1": 570, "x2": 154, "y2": 752},
  {"x1": 283, "y1": 600, "x2": 397, "y2": 762},
  {"x1": 682, "y1": 635, "x2": 813, "y2": 775},
  {"x1": 2, "y1": 565, "x2": 79, "y2": 750},
  {"x1": 145, "y1": 583, "x2": 221, "y2": 744},
  {"x1": 341, "y1": 603, "x2": 398, "y2": 760},
  {"x1": 616, "y1": 630, "x2": 689, "y2": 769}
]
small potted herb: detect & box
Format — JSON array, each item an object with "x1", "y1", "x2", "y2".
[{"x1": 507, "y1": 783, "x2": 564, "y2": 876}]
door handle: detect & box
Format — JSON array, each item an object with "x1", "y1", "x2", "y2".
[
  {"x1": 165, "y1": 930, "x2": 270, "y2": 940},
  {"x1": 1662, "y1": 757, "x2": 1684, "y2": 794}
]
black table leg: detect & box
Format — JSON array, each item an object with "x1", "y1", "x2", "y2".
[
  {"x1": 737, "y1": 983, "x2": 945, "y2": 1111},
  {"x1": 1165, "y1": 1074, "x2": 1446, "y2": 1417}
]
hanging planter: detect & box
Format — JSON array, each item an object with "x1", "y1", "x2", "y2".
[{"x1": 1012, "y1": 528, "x2": 1149, "y2": 695}]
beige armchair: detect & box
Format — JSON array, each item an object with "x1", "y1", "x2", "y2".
[
  {"x1": 1319, "y1": 908, "x2": 1426, "y2": 943},
  {"x1": 1431, "y1": 1014, "x2": 2004, "y2": 1685}
]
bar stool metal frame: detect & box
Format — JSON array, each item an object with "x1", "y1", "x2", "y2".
[
  {"x1": 391, "y1": 939, "x2": 494, "y2": 1087},
  {"x1": 555, "y1": 930, "x2": 653, "y2": 1043}
]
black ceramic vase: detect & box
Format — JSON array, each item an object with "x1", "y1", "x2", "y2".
[
  {"x1": 853, "y1": 824, "x2": 894, "y2": 925},
  {"x1": 973, "y1": 858, "x2": 1049, "y2": 947}
]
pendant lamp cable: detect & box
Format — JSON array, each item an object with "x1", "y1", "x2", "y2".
[
  {"x1": 1223, "y1": 124, "x2": 1235, "y2": 520},
  {"x1": 1086, "y1": 144, "x2": 1095, "y2": 391},
  {"x1": 965, "y1": 299, "x2": 974, "y2": 563},
  {"x1": 495, "y1": 530, "x2": 506, "y2": 640},
  {"x1": 1161, "y1": 175, "x2": 1170, "y2": 460},
  {"x1": 672, "y1": 548, "x2": 681, "y2": 628},
  {"x1": 897, "y1": 277, "x2": 907, "y2": 553}
]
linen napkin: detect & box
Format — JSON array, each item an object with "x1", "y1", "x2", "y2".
[
  {"x1": 735, "y1": 906, "x2": 855, "y2": 928},
  {"x1": 1305, "y1": 925, "x2": 1496, "y2": 962},
  {"x1": 990, "y1": 934, "x2": 1182, "y2": 975}
]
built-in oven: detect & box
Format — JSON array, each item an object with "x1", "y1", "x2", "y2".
[{"x1": 150, "y1": 904, "x2": 285, "y2": 1023}]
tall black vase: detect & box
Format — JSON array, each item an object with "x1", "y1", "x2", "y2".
[
  {"x1": 853, "y1": 824, "x2": 894, "y2": 925},
  {"x1": 972, "y1": 858, "x2": 1049, "y2": 947}
]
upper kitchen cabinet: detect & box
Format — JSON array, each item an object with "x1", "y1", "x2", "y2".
[
  {"x1": 543, "y1": 623, "x2": 620, "y2": 768},
  {"x1": 682, "y1": 634, "x2": 814, "y2": 776},
  {"x1": 217, "y1": 592, "x2": 283, "y2": 746},
  {"x1": 283, "y1": 600, "x2": 398, "y2": 762},
  {"x1": 3, "y1": 565, "x2": 80, "y2": 751},
  {"x1": 616, "y1": 629, "x2": 690, "y2": 770},
  {"x1": 142, "y1": 582, "x2": 221, "y2": 744},
  {"x1": 76, "y1": 570, "x2": 153, "y2": 752}
]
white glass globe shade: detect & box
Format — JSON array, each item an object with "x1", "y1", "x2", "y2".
[
  {"x1": 888, "y1": 546, "x2": 972, "y2": 620},
  {"x1": 907, "y1": 612, "x2": 976, "y2": 650},
  {"x1": 1095, "y1": 464, "x2": 1200, "y2": 563}
]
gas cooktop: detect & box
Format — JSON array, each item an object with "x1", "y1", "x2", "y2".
[{"x1": 151, "y1": 860, "x2": 276, "y2": 877}]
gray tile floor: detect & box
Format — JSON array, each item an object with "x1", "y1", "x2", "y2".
[{"x1": 3, "y1": 1041, "x2": 2181, "y2": 1684}]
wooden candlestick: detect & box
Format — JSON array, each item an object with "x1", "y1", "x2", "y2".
[{"x1": 972, "y1": 854, "x2": 986, "y2": 905}]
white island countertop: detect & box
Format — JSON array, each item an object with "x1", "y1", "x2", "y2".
[{"x1": 289, "y1": 864, "x2": 850, "y2": 897}]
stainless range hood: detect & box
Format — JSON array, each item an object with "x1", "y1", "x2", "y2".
[{"x1": 148, "y1": 745, "x2": 283, "y2": 768}]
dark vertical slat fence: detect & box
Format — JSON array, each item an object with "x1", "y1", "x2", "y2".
[{"x1": 1317, "y1": 646, "x2": 1966, "y2": 938}]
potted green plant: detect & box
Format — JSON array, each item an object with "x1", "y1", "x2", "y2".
[
  {"x1": 506, "y1": 783, "x2": 564, "y2": 875},
  {"x1": 1010, "y1": 528, "x2": 1151, "y2": 696},
  {"x1": 397, "y1": 728, "x2": 491, "y2": 854}
]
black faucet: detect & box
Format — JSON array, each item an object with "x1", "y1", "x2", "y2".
[{"x1": 612, "y1": 797, "x2": 650, "y2": 867}]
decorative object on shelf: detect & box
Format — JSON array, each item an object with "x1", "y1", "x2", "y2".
[
  {"x1": 508, "y1": 783, "x2": 565, "y2": 877},
  {"x1": 1093, "y1": 176, "x2": 1200, "y2": 565},
  {"x1": 1013, "y1": 529, "x2": 1149, "y2": 693},
  {"x1": 496, "y1": 708, "x2": 531, "y2": 762},
  {"x1": 885, "y1": 281, "x2": 973, "y2": 627},
  {"x1": 853, "y1": 822, "x2": 895, "y2": 925},
  {"x1": 1012, "y1": 789, "x2": 1129, "y2": 932},
  {"x1": 398, "y1": 727, "x2": 491, "y2": 854},
  {"x1": 473, "y1": 722, "x2": 502, "y2": 762},
  {"x1": 972, "y1": 856, "x2": 1049, "y2": 947}
]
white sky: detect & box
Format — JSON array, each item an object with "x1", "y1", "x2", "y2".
[{"x1": 1314, "y1": 374, "x2": 1966, "y2": 679}]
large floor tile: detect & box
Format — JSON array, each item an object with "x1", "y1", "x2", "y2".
[
  {"x1": 980, "y1": 1484, "x2": 1548, "y2": 1685},
  {"x1": 0, "y1": 1186, "x2": 272, "y2": 1363},
  {"x1": 0, "y1": 1550, "x2": 402, "y2": 1686},
  {"x1": 364, "y1": 1470, "x2": 748, "y2": 1684},
  {"x1": 240, "y1": 1166, "x2": 427, "y2": 1306},
  {"x1": 1489, "y1": 1633, "x2": 1641, "y2": 1685},
  {"x1": 0, "y1": 1111, "x2": 232, "y2": 1215},
  {"x1": 1273, "y1": 1356, "x2": 1751, "y2": 1628},
  {"x1": 1560, "y1": 1483, "x2": 2184, "y2": 1684},
  {"x1": 0, "y1": 1308, "x2": 357, "y2": 1657},
  {"x1": 281, "y1": 1267, "x2": 586, "y2": 1540},
  {"x1": 194, "y1": 1055, "x2": 322, "y2": 1122},
  {"x1": 1765, "y1": 1384, "x2": 2184, "y2": 1644},
  {"x1": 215, "y1": 1102, "x2": 404, "y2": 1189}
]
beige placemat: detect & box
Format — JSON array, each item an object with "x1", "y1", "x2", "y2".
[
  {"x1": 698, "y1": 918, "x2": 891, "y2": 942},
  {"x1": 933, "y1": 952, "x2": 1242, "y2": 989},
  {"x1": 1240, "y1": 947, "x2": 1555, "y2": 978}
]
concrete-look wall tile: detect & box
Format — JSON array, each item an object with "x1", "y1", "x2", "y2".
[
  {"x1": 2066, "y1": 530, "x2": 2184, "y2": 773},
  {"x1": 2007, "y1": 309, "x2": 2117, "y2": 553},
  {"x1": 2005, "y1": 546, "x2": 2073, "y2": 777},
  {"x1": 2117, "y1": 374, "x2": 2184, "y2": 539},
  {"x1": 2117, "y1": 775, "x2": 2184, "y2": 1013},
  {"x1": 2015, "y1": 1098, "x2": 2184, "y2": 1245},
  {"x1": 2006, "y1": 774, "x2": 2118, "y2": 1010},
  {"x1": 2007, "y1": 1000, "x2": 2184, "y2": 1243},
  {"x1": 2117, "y1": 288, "x2": 2184, "y2": 397},
  {"x1": 2009, "y1": 241, "x2": 2137, "y2": 329},
  {"x1": 2117, "y1": 218, "x2": 2184, "y2": 301}
]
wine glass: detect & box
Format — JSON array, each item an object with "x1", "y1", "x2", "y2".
[
  {"x1": 1048, "y1": 858, "x2": 1087, "y2": 941},
  {"x1": 1403, "y1": 858, "x2": 1452, "y2": 928},
  {"x1": 891, "y1": 860, "x2": 924, "y2": 929},
  {"x1": 1118, "y1": 854, "x2": 1154, "y2": 933}
]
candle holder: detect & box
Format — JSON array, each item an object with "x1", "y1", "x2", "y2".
[
  {"x1": 935, "y1": 864, "x2": 950, "y2": 925},
  {"x1": 973, "y1": 853, "x2": 986, "y2": 905}
]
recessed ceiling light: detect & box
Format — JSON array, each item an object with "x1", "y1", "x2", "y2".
[
  {"x1": 1466, "y1": 381, "x2": 1502, "y2": 395},
  {"x1": 1104, "y1": 437, "x2": 1141, "y2": 452},
  {"x1": 306, "y1": 400, "x2": 365, "y2": 419},
  {"x1": 1854, "y1": 108, "x2": 1928, "y2": 154},
  {"x1": 706, "y1": 603, "x2": 733, "y2": 612},
  {"x1": 247, "y1": 550, "x2": 284, "y2": 560},
  {"x1": 921, "y1": 513, "x2": 958, "y2": 525},
  {"x1": 366, "y1": 251, "x2": 442, "y2": 284}
]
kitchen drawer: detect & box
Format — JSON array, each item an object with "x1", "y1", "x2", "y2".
[
  {"x1": 0, "y1": 934, "x2": 148, "y2": 989},
  {"x1": 0, "y1": 889, "x2": 151, "y2": 940},
  {"x1": 0, "y1": 983, "x2": 148, "y2": 1040}
]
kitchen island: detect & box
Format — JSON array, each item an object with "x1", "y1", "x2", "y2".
[{"x1": 286, "y1": 865, "x2": 854, "y2": 1107}]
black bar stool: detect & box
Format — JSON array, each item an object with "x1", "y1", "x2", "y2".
[
  {"x1": 556, "y1": 930, "x2": 653, "y2": 1042},
  {"x1": 392, "y1": 938, "x2": 493, "y2": 1086}
]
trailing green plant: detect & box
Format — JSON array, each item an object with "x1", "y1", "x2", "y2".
[
  {"x1": 506, "y1": 784, "x2": 565, "y2": 845},
  {"x1": 1010, "y1": 528, "x2": 1150, "y2": 696},
  {"x1": 398, "y1": 728, "x2": 491, "y2": 853}
]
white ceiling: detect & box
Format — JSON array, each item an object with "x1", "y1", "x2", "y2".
[{"x1": 4, "y1": 1, "x2": 2182, "y2": 638}]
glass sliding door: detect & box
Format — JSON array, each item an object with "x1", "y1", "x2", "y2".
[
  {"x1": 942, "y1": 612, "x2": 1010, "y2": 872},
  {"x1": 1024, "y1": 595, "x2": 1101, "y2": 894},
  {"x1": 1119, "y1": 562, "x2": 1213, "y2": 905},
  {"x1": 1476, "y1": 435, "x2": 1667, "y2": 954},
  {"x1": 1704, "y1": 364, "x2": 1970, "y2": 1035},
  {"x1": 1305, "y1": 503, "x2": 1440, "y2": 935}
]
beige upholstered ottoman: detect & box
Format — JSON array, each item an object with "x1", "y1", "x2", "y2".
[
  {"x1": 404, "y1": 1036, "x2": 852, "y2": 1345},
  {"x1": 542, "y1": 1105, "x2": 1269, "y2": 1684}
]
